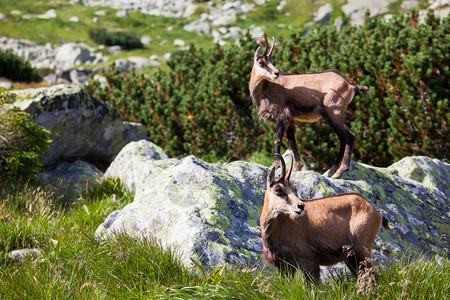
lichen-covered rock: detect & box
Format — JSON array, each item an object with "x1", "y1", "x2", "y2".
[
  {"x1": 97, "y1": 141, "x2": 449, "y2": 270},
  {"x1": 37, "y1": 160, "x2": 103, "y2": 196},
  {"x1": 10, "y1": 84, "x2": 147, "y2": 168},
  {"x1": 104, "y1": 139, "x2": 171, "y2": 191},
  {"x1": 97, "y1": 141, "x2": 267, "y2": 267}
]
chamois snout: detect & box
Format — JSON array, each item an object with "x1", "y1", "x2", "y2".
[
  {"x1": 296, "y1": 202, "x2": 305, "y2": 214},
  {"x1": 272, "y1": 70, "x2": 280, "y2": 80}
]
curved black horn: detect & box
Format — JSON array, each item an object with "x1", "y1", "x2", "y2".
[
  {"x1": 267, "y1": 36, "x2": 275, "y2": 57},
  {"x1": 262, "y1": 36, "x2": 269, "y2": 56},
  {"x1": 274, "y1": 153, "x2": 286, "y2": 182}
]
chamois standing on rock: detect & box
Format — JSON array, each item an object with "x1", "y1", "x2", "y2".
[
  {"x1": 260, "y1": 154, "x2": 389, "y2": 284},
  {"x1": 249, "y1": 36, "x2": 368, "y2": 178}
]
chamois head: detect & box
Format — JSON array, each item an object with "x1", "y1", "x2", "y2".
[
  {"x1": 253, "y1": 36, "x2": 280, "y2": 81},
  {"x1": 265, "y1": 154, "x2": 305, "y2": 219}
]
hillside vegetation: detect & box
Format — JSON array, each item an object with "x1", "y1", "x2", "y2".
[{"x1": 87, "y1": 11, "x2": 449, "y2": 170}]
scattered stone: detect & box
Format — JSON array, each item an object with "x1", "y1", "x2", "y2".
[
  {"x1": 313, "y1": 3, "x2": 334, "y2": 23},
  {"x1": 141, "y1": 35, "x2": 152, "y2": 45},
  {"x1": 36, "y1": 9, "x2": 57, "y2": 19},
  {"x1": 173, "y1": 39, "x2": 186, "y2": 46},
  {"x1": 0, "y1": 81, "x2": 13, "y2": 89},
  {"x1": 83, "y1": 0, "x2": 197, "y2": 18},
  {"x1": 183, "y1": 20, "x2": 211, "y2": 35},
  {"x1": 38, "y1": 160, "x2": 103, "y2": 195},
  {"x1": 0, "y1": 37, "x2": 106, "y2": 72},
  {"x1": 116, "y1": 10, "x2": 129, "y2": 18},
  {"x1": 8, "y1": 249, "x2": 43, "y2": 262},
  {"x1": 249, "y1": 25, "x2": 264, "y2": 39},
  {"x1": 342, "y1": 0, "x2": 391, "y2": 25},
  {"x1": 429, "y1": 0, "x2": 450, "y2": 19},
  {"x1": 69, "y1": 16, "x2": 80, "y2": 22},
  {"x1": 54, "y1": 43, "x2": 91, "y2": 71},
  {"x1": 277, "y1": 0, "x2": 287, "y2": 11},
  {"x1": 163, "y1": 52, "x2": 172, "y2": 60},
  {"x1": 107, "y1": 45, "x2": 122, "y2": 55},
  {"x1": 94, "y1": 10, "x2": 110, "y2": 16},
  {"x1": 401, "y1": 0, "x2": 420, "y2": 10}
]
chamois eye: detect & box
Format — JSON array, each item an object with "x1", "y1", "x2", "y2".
[
  {"x1": 274, "y1": 186, "x2": 285, "y2": 196},
  {"x1": 259, "y1": 61, "x2": 265, "y2": 67}
]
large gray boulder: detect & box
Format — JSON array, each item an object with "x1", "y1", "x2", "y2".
[
  {"x1": 10, "y1": 84, "x2": 147, "y2": 168},
  {"x1": 97, "y1": 140, "x2": 449, "y2": 270}
]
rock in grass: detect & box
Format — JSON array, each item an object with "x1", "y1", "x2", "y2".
[
  {"x1": 37, "y1": 160, "x2": 103, "y2": 197},
  {"x1": 97, "y1": 141, "x2": 450, "y2": 270},
  {"x1": 8, "y1": 248, "x2": 43, "y2": 262}
]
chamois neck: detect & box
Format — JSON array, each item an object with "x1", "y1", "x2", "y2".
[
  {"x1": 261, "y1": 211, "x2": 282, "y2": 244},
  {"x1": 249, "y1": 68, "x2": 266, "y2": 105}
]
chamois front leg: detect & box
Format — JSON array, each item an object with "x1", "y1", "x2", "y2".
[
  {"x1": 286, "y1": 125, "x2": 303, "y2": 171},
  {"x1": 271, "y1": 120, "x2": 287, "y2": 169}
]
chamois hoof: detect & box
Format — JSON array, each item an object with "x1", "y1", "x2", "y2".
[
  {"x1": 323, "y1": 168, "x2": 337, "y2": 178},
  {"x1": 331, "y1": 167, "x2": 348, "y2": 179}
]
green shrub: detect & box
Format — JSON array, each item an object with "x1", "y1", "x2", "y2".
[
  {"x1": 87, "y1": 39, "x2": 268, "y2": 161},
  {"x1": 89, "y1": 28, "x2": 143, "y2": 50},
  {"x1": 0, "y1": 88, "x2": 51, "y2": 179},
  {"x1": 0, "y1": 50, "x2": 42, "y2": 82},
  {"x1": 87, "y1": 11, "x2": 449, "y2": 170}
]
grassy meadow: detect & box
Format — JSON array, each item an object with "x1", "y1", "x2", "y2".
[{"x1": 0, "y1": 177, "x2": 448, "y2": 299}]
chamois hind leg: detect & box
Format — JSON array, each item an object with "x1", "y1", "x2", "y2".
[
  {"x1": 299, "y1": 261, "x2": 321, "y2": 284},
  {"x1": 346, "y1": 247, "x2": 372, "y2": 277},
  {"x1": 286, "y1": 125, "x2": 303, "y2": 171},
  {"x1": 322, "y1": 112, "x2": 355, "y2": 179}
]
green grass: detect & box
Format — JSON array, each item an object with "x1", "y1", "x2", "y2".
[{"x1": 0, "y1": 177, "x2": 448, "y2": 299}]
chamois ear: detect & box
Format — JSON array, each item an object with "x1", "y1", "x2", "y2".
[
  {"x1": 274, "y1": 153, "x2": 286, "y2": 182},
  {"x1": 286, "y1": 153, "x2": 294, "y2": 181},
  {"x1": 267, "y1": 36, "x2": 275, "y2": 57},
  {"x1": 267, "y1": 166, "x2": 276, "y2": 187},
  {"x1": 254, "y1": 46, "x2": 262, "y2": 61}
]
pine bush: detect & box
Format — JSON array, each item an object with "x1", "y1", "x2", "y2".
[
  {"x1": 87, "y1": 11, "x2": 449, "y2": 169},
  {"x1": 0, "y1": 89, "x2": 51, "y2": 179},
  {"x1": 0, "y1": 50, "x2": 42, "y2": 82},
  {"x1": 89, "y1": 28, "x2": 143, "y2": 50}
]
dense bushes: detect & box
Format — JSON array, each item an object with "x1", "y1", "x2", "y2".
[
  {"x1": 0, "y1": 89, "x2": 51, "y2": 179},
  {"x1": 89, "y1": 28, "x2": 143, "y2": 50},
  {"x1": 0, "y1": 50, "x2": 42, "y2": 82},
  {"x1": 87, "y1": 40, "x2": 266, "y2": 161},
  {"x1": 87, "y1": 11, "x2": 449, "y2": 170}
]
